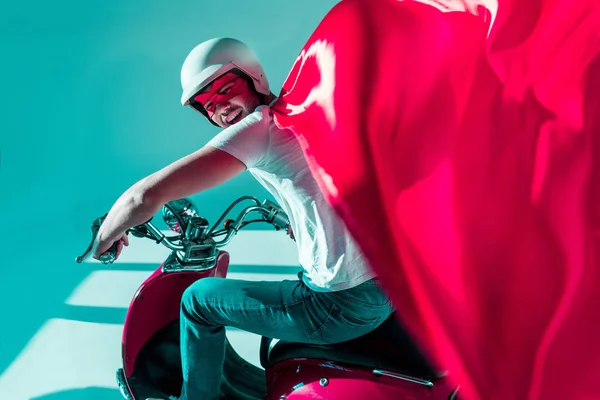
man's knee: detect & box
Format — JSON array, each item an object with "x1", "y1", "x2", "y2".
[{"x1": 180, "y1": 277, "x2": 223, "y2": 324}]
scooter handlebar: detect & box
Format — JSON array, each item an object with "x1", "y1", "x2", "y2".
[{"x1": 75, "y1": 197, "x2": 290, "y2": 265}]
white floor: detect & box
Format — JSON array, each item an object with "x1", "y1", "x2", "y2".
[{"x1": 0, "y1": 231, "x2": 299, "y2": 400}]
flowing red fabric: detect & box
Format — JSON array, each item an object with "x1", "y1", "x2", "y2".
[{"x1": 271, "y1": 1, "x2": 600, "y2": 399}]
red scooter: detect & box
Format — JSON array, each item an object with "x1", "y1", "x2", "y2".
[{"x1": 76, "y1": 196, "x2": 459, "y2": 399}]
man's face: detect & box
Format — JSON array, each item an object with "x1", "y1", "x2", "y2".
[{"x1": 193, "y1": 72, "x2": 262, "y2": 128}]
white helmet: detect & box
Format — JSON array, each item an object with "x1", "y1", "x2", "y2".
[{"x1": 180, "y1": 37, "x2": 270, "y2": 107}]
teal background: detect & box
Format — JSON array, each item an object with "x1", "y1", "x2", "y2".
[{"x1": 0, "y1": 1, "x2": 339, "y2": 398}]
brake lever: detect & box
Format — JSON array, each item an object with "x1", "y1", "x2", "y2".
[
  {"x1": 76, "y1": 215, "x2": 155, "y2": 264},
  {"x1": 75, "y1": 214, "x2": 118, "y2": 264}
]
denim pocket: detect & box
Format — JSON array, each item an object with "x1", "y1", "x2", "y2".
[
  {"x1": 315, "y1": 304, "x2": 390, "y2": 344},
  {"x1": 337, "y1": 309, "x2": 383, "y2": 328},
  {"x1": 333, "y1": 279, "x2": 390, "y2": 308},
  {"x1": 307, "y1": 302, "x2": 341, "y2": 341}
]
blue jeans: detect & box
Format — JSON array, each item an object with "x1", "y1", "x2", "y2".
[{"x1": 178, "y1": 273, "x2": 394, "y2": 400}]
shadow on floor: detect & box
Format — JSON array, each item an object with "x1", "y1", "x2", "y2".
[{"x1": 30, "y1": 387, "x2": 125, "y2": 400}]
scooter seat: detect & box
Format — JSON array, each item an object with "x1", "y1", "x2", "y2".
[{"x1": 260, "y1": 313, "x2": 441, "y2": 378}]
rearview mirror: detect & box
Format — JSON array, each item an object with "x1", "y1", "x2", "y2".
[{"x1": 161, "y1": 198, "x2": 198, "y2": 233}]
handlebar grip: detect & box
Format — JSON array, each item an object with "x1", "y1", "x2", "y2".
[
  {"x1": 99, "y1": 240, "x2": 119, "y2": 264},
  {"x1": 271, "y1": 210, "x2": 290, "y2": 231}
]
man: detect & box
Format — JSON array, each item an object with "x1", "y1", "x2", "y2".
[{"x1": 92, "y1": 37, "x2": 393, "y2": 400}]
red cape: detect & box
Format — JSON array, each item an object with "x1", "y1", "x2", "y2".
[{"x1": 271, "y1": 1, "x2": 600, "y2": 399}]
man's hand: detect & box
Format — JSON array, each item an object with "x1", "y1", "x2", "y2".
[{"x1": 93, "y1": 230, "x2": 130, "y2": 261}]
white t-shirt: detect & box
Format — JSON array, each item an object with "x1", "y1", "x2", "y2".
[{"x1": 206, "y1": 105, "x2": 376, "y2": 292}]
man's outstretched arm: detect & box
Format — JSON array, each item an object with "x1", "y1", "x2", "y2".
[{"x1": 92, "y1": 145, "x2": 246, "y2": 259}]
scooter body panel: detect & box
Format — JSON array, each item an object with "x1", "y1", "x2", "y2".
[
  {"x1": 117, "y1": 248, "x2": 458, "y2": 400},
  {"x1": 266, "y1": 358, "x2": 454, "y2": 400}
]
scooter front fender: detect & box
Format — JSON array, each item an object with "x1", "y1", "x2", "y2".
[{"x1": 121, "y1": 251, "x2": 230, "y2": 378}]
